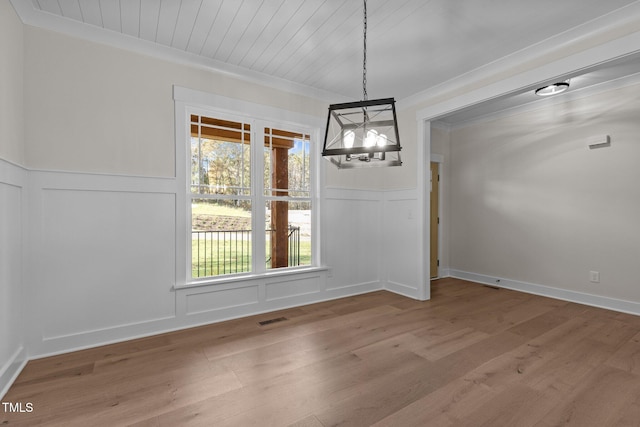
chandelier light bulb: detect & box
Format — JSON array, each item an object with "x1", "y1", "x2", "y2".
[
  {"x1": 343, "y1": 130, "x2": 355, "y2": 148},
  {"x1": 365, "y1": 129, "x2": 378, "y2": 147}
]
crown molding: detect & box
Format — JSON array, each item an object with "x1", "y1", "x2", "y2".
[
  {"x1": 10, "y1": 0, "x2": 640, "y2": 112},
  {"x1": 8, "y1": 0, "x2": 351, "y2": 106},
  {"x1": 400, "y1": 1, "x2": 640, "y2": 112}
]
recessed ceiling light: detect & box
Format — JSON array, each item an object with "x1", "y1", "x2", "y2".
[{"x1": 535, "y1": 81, "x2": 570, "y2": 97}]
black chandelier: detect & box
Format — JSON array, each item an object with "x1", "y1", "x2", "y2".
[{"x1": 321, "y1": 0, "x2": 402, "y2": 169}]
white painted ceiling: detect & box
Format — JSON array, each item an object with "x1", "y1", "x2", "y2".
[{"x1": 10, "y1": 0, "x2": 640, "y2": 116}]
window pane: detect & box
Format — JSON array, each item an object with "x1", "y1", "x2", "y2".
[
  {"x1": 191, "y1": 115, "x2": 250, "y2": 196},
  {"x1": 191, "y1": 198, "x2": 252, "y2": 278},
  {"x1": 264, "y1": 127, "x2": 310, "y2": 198},
  {"x1": 265, "y1": 201, "x2": 311, "y2": 270}
]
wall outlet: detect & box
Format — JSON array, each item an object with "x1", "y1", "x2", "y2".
[{"x1": 589, "y1": 271, "x2": 600, "y2": 283}]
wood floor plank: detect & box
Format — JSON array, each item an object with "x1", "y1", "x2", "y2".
[
  {"x1": 413, "y1": 327, "x2": 490, "y2": 361},
  {"x1": 4, "y1": 278, "x2": 640, "y2": 426},
  {"x1": 201, "y1": 304, "x2": 401, "y2": 361},
  {"x1": 532, "y1": 365, "x2": 640, "y2": 427},
  {"x1": 311, "y1": 353, "x2": 440, "y2": 427},
  {"x1": 287, "y1": 414, "x2": 325, "y2": 427},
  {"x1": 13, "y1": 334, "x2": 174, "y2": 386},
  {"x1": 463, "y1": 384, "x2": 555, "y2": 427},
  {"x1": 605, "y1": 330, "x2": 640, "y2": 375},
  {"x1": 370, "y1": 368, "x2": 501, "y2": 426}
]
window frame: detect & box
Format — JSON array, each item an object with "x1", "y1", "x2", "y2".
[{"x1": 174, "y1": 86, "x2": 323, "y2": 288}]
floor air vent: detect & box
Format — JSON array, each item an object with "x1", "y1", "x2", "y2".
[{"x1": 258, "y1": 316, "x2": 288, "y2": 326}]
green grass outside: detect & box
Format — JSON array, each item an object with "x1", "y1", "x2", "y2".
[
  {"x1": 192, "y1": 237, "x2": 311, "y2": 278},
  {"x1": 191, "y1": 202, "x2": 311, "y2": 278},
  {"x1": 192, "y1": 236, "x2": 252, "y2": 277}
]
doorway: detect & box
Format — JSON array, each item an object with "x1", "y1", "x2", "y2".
[{"x1": 430, "y1": 161, "x2": 439, "y2": 278}]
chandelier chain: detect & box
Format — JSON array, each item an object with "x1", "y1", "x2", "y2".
[{"x1": 362, "y1": 0, "x2": 368, "y2": 101}]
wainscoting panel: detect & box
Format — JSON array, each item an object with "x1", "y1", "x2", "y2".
[
  {"x1": 383, "y1": 189, "x2": 422, "y2": 299},
  {"x1": 323, "y1": 188, "x2": 382, "y2": 291},
  {"x1": 0, "y1": 160, "x2": 27, "y2": 399},
  {"x1": 185, "y1": 285, "x2": 260, "y2": 315},
  {"x1": 265, "y1": 274, "x2": 321, "y2": 301},
  {"x1": 15, "y1": 174, "x2": 428, "y2": 373},
  {"x1": 29, "y1": 171, "x2": 177, "y2": 355}
]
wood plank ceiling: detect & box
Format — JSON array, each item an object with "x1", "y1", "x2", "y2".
[{"x1": 21, "y1": 0, "x2": 640, "y2": 101}]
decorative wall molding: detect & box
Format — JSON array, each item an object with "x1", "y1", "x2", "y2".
[
  {"x1": 324, "y1": 186, "x2": 385, "y2": 201},
  {"x1": 0, "y1": 157, "x2": 27, "y2": 186},
  {"x1": 382, "y1": 188, "x2": 422, "y2": 300},
  {"x1": 0, "y1": 346, "x2": 27, "y2": 400},
  {"x1": 176, "y1": 275, "x2": 382, "y2": 333},
  {"x1": 0, "y1": 159, "x2": 27, "y2": 399},
  {"x1": 1, "y1": 164, "x2": 421, "y2": 399},
  {"x1": 29, "y1": 168, "x2": 177, "y2": 193},
  {"x1": 20, "y1": 171, "x2": 393, "y2": 359},
  {"x1": 450, "y1": 269, "x2": 640, "y2": 316},
  {"x1": 27, "y1": 171, "x2": 177, "y2": 356}
]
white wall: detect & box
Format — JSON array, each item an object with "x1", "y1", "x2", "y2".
[
  {"x1": 0, "y1": 0, "x2": 27, "y2": 399},
  {"x1": 16, "y1": 20, "x2": 430, "y2": 366},
  {"x1": 16, "y1": 25, "x2": 411, "y2": 358},
  {"x1": 0, "y1": 0, "x2": 23, "y2": 165},
  {"x1": 24, "y1": 170, "x2": 398, "y2": 357},
  {"x1": 23, "y1": 26, "x2": 326, "y2": 177},
  {"x1": 449, "y1": 79, "x2": 640, "y2": 313}
]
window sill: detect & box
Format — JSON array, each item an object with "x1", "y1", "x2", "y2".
[{"x1": 173, "y1": 266, "x2": 329, "y2": 291}]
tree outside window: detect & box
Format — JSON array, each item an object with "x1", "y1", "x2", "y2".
[{"x1": 190, "y1": 114, "x2": 312, "y2": 278}]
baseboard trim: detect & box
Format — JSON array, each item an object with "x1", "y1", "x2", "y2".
[
  {"x1": 0, "y1": 346, "x2": 27, "y2": 400},
  {"x1": 449, "y1": 269, "x2": 640, "y2": 316},
  {"x1": 385, "y1": 280, "x2": 420, "y2": 300},
  {"x1": 29, "y1": 282, "x2": 384, "y2": 360},
  {"x1": 432, "y1": 268, "x2": 451, "y2": 280}
]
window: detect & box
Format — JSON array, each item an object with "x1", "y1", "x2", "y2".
[
  {"x1": 263, "y1": 126, "x2": 311, "y2": 270},
  {"x1": 188, "y1": 111, "x2": 314, "y2": 280}
]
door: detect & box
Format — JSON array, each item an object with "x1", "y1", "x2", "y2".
[{"x1": 430, "y1": 162, "x2": 439, "y2": 278}]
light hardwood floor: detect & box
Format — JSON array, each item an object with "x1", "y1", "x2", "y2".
[{"x1": 3, "y1": 278, "x2": 640, "y2": 426}]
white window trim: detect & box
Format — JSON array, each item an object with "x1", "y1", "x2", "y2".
[{"x1": 173, "y1": 85, "x2": 324, "y2": 288}]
